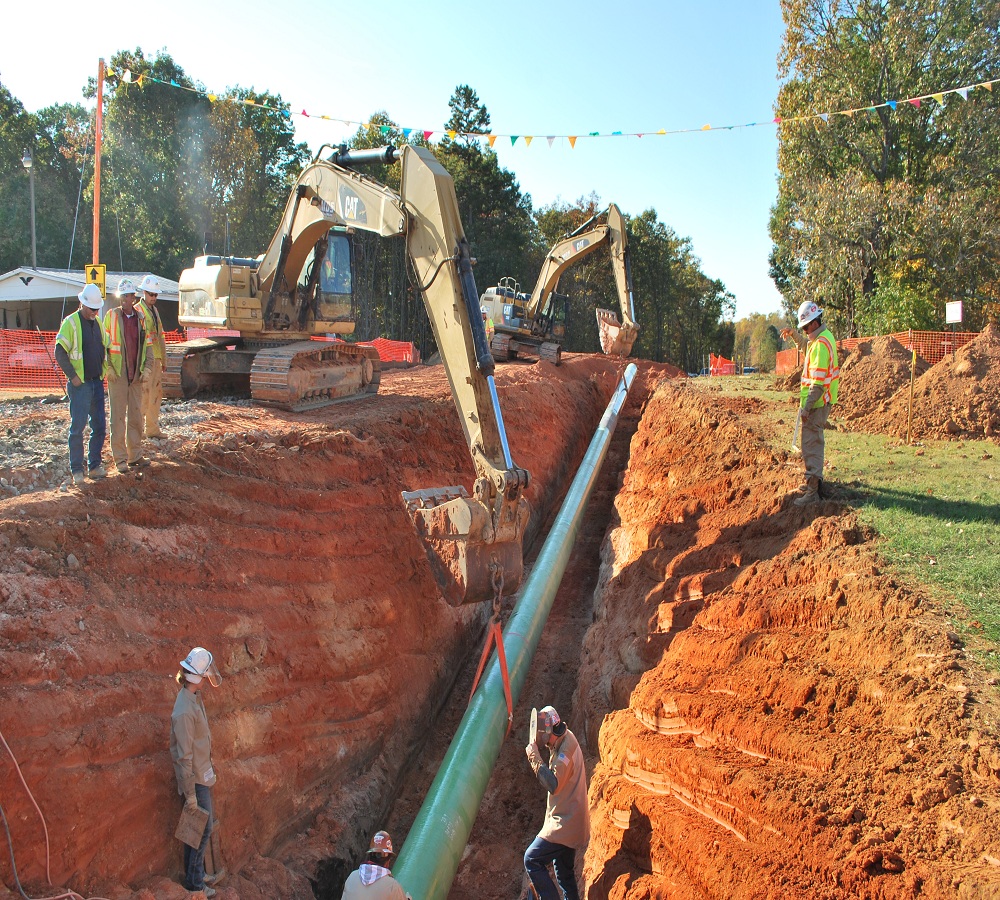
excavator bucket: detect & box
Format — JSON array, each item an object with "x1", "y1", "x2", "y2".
[
  {"x1": 402, "y1": 486, "x2": 529, "y2": 607},
  {"x1": 596, "y1": 308, "x2": 638, "y2": 357}
]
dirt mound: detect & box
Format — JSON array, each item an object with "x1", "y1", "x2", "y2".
[
  {"x1": 577, "y1": 379, "x2": 1000, "y2": 899},
  {"x1": 835, "y1": 336, "x2": 929, "y2": 424},
  {"x1": 0, "y1": 356, "x2": 636, "y2": 899},
  {"x1": 859, "y1": 324, "x2": 1000, "y2": 441}
]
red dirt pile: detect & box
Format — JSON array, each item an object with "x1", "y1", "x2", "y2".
[
  {"x1": 860, "y1": 323, "x2": 1000, "y2": 442},
  {"x1": 0, "y1": 358, "x2": 626, "y2": 900},
  {"x1": 577, "y1": 378, "x2": 1000, "y2": 899},
  {"x1": 833, "y1": 336, "x2": 929, "y2": 426}
]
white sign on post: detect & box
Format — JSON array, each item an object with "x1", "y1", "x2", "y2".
[{"x1": 945, "y1": 300, "x2": 963, "y2": 324}]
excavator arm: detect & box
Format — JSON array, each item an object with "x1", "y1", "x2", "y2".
[{"x1": 527, "y1": 204, "x2": 639, "y2": 357}]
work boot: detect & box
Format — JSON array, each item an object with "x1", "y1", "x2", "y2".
[
  {"x1": 128, "y1": 457, "x2": 150, "y2": 469},
  {"x1": 818, "y1": 478, "x2": 831, "y2": 500},
  {"x1": 70, "y1": 471, "x2": 84, "y2": 486},
  {"x1": 793, "y1": 476, "x2": 820, "y2": 506},
  {"x1": 87, "y1": 465, "x2": 107, "y2": 480}
]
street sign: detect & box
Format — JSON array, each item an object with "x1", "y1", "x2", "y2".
[
  {"x1": 86, "y1": 264, "x2": 107, "y2": 299},
  {"x1": 945, "y1": 300, "x2": 963, "y2": 324}
]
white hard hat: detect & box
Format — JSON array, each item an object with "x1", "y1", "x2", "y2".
[
  {"x1": 180, "y1": 647, "x2": 222, "y2": 687},
  {"x1": 78, "y1": 283, "x2": 104, "y2": 309},
  {"x1": 140, "y1": 274, "x2": 161, "y2": 295},
  {"x1": 797, "y1": 300, "x2": 822, "y2": 328},
  {"x1": 116, "y1": 278, "x2": 137, "y2": 298}
]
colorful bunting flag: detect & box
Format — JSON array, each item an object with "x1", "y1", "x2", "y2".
[
  {"x1": 525, "y1": 136, "x2": 533, "y2": 146},
  {"x1": 568, "y1": 136, "x2": 577, "y2": 148}
]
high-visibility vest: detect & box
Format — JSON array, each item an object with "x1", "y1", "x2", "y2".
[
  {"x1": 800, "y1": 326, "x2": 840, "y2": 408},
  {"x1": 55, "y1": 310, "x2": 109, "y2": 382},
  {"x1": 104, "y1": 306, "x2": 150, "y2": 378},
  {"x1": 139, "y1": 298, "x2": 167, "y2": 362}
]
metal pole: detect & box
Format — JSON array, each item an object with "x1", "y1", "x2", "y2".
[
  {"x1": 394, "y1": 363, "x2": 638, "y2": 900},
  {"x1": 93, "y1": 58, "x2": 104, "y2": 266},
  {"x1": 28, "y1": 163, "x2": 36, "y2": 268}
]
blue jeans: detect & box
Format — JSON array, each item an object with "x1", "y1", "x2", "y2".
[
  {"x1": 183, "y1": 783, "x2": 213, "y2": 891},
  {"x1": 524, "y1": 837, "x2": 579, "y2": 900},
  {"x1": 67, "y1": 377, "x2": 106, "y2": 473}
]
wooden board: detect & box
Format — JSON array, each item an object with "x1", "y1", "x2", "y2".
[{"x1": 175, "y1": 803, "x2": 210, "y2": 849}]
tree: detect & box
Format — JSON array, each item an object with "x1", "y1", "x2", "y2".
[
  {"x1": 442, "y1": 85, "x2": 491, "y2": 148},
  {"x1": 770, "y1": 0, "x2": 1000, "y2": 334}
]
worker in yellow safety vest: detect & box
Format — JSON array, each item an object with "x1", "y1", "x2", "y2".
[
  {"x1": 54, "y1": 283, "x2": 109, "y2": 484},
  {"x1": 137, "y1": 274, "x2": 168, "y2": 439},
  {"x1": 792, "y1": 300, "x2": 839, "y2": 505},
  {"x1": 104, "y1": 278, "x2": 153, "y2": 472}
]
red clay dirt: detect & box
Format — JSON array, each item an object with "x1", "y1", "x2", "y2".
[
  {"x1": 2, "y1": 353, "x2": 1000, "y2": 900},
  {"x1": 832, "y1": 336, "x2": 930, "y2": 428}
]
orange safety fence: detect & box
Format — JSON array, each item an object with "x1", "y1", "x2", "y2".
[
  {"x1": 184, "y1": 329, "x2": 420, "y2": 364},
  {"x1": 1, "y1": 328, "x2": 418, "y2": 391},
  {"x1": 775, "y1": 347, "x2": 803, "y2": 376},
  {"x1": 839, "y1": 329, "x2": 977, "y2": 366},
  {"x1": 709, "y1": 353, "x2": 736, "y2": 376}
]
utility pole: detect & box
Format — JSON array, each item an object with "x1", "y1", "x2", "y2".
[{"x1": 21, "y1": 148, "x2": 36, "y2": 268}]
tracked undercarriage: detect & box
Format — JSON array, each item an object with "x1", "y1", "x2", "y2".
[{"x1": 163, "y1": 336, "x2": 381, "y2": 412}]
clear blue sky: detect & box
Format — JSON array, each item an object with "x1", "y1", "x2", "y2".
[{"x1": 3, "y1": 0, "x2": 788, "y2": 320}]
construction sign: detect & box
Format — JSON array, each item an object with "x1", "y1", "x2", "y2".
[{"x1": 86, "y1": 264, "x2": 107, "y2": 299}]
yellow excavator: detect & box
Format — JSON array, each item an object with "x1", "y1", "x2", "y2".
[
  {"x1": 478, "y1": 203, "x2": 639, "y2": 365},
  {"x1": 170, "y1": 145, "x2": 529, "y2": 606}
]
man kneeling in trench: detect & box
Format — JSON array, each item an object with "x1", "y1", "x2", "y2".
[{"x1": 524, "y1": 706, "x2": 590, "y2": 900}]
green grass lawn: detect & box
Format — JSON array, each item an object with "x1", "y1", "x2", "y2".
[{"x1": 691, "y1": 374, "x2": 1000, "y2": 664}]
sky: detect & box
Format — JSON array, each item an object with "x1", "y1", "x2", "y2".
[{"x1": 2, "y1": 0, "x2": 789, "y2": 321}]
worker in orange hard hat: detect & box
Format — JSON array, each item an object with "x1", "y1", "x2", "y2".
[
  {"x1": 524, "y1": 706, "x2": 589, "y2": 900},
  {"x1": 341, "y1": 830, "x2": 412, "y2": 900}
]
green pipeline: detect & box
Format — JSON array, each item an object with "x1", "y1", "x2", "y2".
[{"x1": 394, "y1": 363, "x2": 638, "y2": 900}]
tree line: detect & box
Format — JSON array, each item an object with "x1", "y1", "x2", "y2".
[{"x1": 0, "y1": 50, "x2": 733, "y2": 372}]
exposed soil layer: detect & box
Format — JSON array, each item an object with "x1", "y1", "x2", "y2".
[
  {"x1": 833, "y1": 336, "x2": 930, "y2": 427},
  {"x1": 577, "y1": 378, "x2": 1000, "y2": 899},
  {"x1": 0, "y1": 356, "x2": 635, "y2": 900},
  {"x1": 858, "y1": 324, "x2": 1000, "y2": 442}
]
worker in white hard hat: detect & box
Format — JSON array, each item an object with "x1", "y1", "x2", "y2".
[
  {"x1": 170, "y1": 647, "x2": 223, "y2": 897},
  {"x1": 524, "y1": 706, "x2": 589, "y2": 900},
  {"x1": 790, "y1": 299, "x2": 840, "y2": 505},
  {"x1": 104, "y1": 278, "x2": 153, "y2": 473},
  {"x1": 137, "y1": 274, "x2": 167, "y2": 439},
  {"x1": 341, "y1": 830, "x2": 411, "y2": 900},
  {"x1": 54, "y1": 282, "x2": 110, "y2": 484}
]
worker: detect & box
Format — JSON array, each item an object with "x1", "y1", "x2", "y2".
[
  {"x1": 483, "y1": 311, "x2": 495, "y2": 344},
  {"x1": 792, "y1": 300, "x2": 840, "y2": 505},
  {"x1": 341, "y1": 831, "x2": 411, "y2": 900},
  {"x1": 104, "y1": 279, "x2": 152, "y2": 473},
  {"x1": 524, "y1": 706, "x2": 589, "y2": 900},
  {"x1": 170, "y1": 647, "x2": 223, "y2": 898},
  {"x1": 54, "y1": 283, "x2": 109, "y2": 484},
  {"x1": 137, "y1": 274, "x2": 167, "y2": 439}
]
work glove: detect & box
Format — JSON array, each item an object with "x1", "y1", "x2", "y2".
[
  {"x1": 184, "y1": 794, "x2": 199, "y2": 812},
  {"x1": 106, "y1": 372, "x2": 119, "y2": 385},
  {"x1": 525, "y1": 742, "x2": 543, "y2": 770}
]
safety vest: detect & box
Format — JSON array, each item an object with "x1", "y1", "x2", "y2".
[
  {"x1": 138, "y1": 298, "x2": 167, "y2": 362},
  {"x1": 104, "y1": 305, "x2": 150, "y2": 378},
  {"x1": 55, "y1": 310, "x2": 109, "y2": 382},
  {"x1": 800, "y1": 326, "x2": 840, "y2": 408}
]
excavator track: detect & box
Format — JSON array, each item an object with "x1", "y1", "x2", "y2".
[{"x1": 250, "y1": 340, "x2": 381, "y2": 411}]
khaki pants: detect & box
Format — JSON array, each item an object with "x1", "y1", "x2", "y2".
[
  {"x1": 143, "y1": 356, "x2": 164, "y2": 437},
  {"x1": 108, "y1": 374, "x2": 145, "y2": 466},
  {"x1": 801, "y1": 403, "x2": 831, "y2": 479}
]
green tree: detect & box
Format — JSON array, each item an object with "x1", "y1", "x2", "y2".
[
  {"x1": 442, "y1": 85, "x2": 491, "y2": 148},
  {"x1": 770, "y1": 0, "x2": 1000, "y2": 334}
]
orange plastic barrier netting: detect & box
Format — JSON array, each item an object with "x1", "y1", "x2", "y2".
[
  {"x1": 1, "y1": 328, "x2": 418, "y2": 391},
  {"x1": 185, "y1": 329, "x2": 420, "y2": 364},
  {"x1": 839, "y1": 330, "x2": 977, "y2": 366},
  {"x1": 709, "y1": 353, "x2": 736, "y2": 376}
]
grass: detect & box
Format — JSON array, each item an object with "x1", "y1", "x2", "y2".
[{"x1": 690, "y1": 374, "x2": 1000, "y2": 664}]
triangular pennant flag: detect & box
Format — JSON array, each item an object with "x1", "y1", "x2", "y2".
[
  {"x1": 981, "y1": 81, "x2": 993, "y2": 91},
  {"x1": 957, "y1": 88, "x2": 969, "y2": 100},
  {"x1": 525, "y1": 136, "x2": 533, "y2": 146},
  {"x1": 208, "y1": 93, "x2": 216, "y2": 103},
  {"x1": 546, "y1": 136, "x2": 555, "y2": 147},
  {"x1": 637, "y1": 133, "x2": 644, "y2": 138},
  {"x1": 301, "y1": 109, "x2": 309, "y2": 117},
  {"x1": 589, "y1": 131, "x2": 599, "y2": 136},
  {"x1": 701, "y1": 124, "x2": 711, "y2": 130},
  {"x1": 844, "y1": 109, "x2": 855, "y2": 117},
  {"x1": 380, "y1": 125, "x2": 390, "y2": 134},
  {"x1": 932, "y1": 93, "x2": 945, "y2": 104},
  {"x1": 819, "y1": 113, "x2": 829, "y2": 122},
  {"x1": 137, "y1": 74, "x2": 145, "y2": 87},
  {"x1": 612, "y1": 131, "x2": 622, "y2": 135},
  {"x1": 510, "y1": 136, "x2": 519, "y2": 145},
  {"x1": 568, "y1": 136, "x2": 577, "y2": 148},
  {"x1": 122, "y1": 69, "x2": 132, "y2": 84},
  {"x1": 909, "y1": 98, "x2": 921, "y2": 107},
  {"x1": 447, "y1": 130, "x2": 457, "y2": 139},
  {"x1": 320, "y1": 115, "x2": 331, "y2": 120},
  {"x1": 402, "y1": 128, "x2": 412, "y2": 139},
  {"x1": 488, "y1": 135, "x2": 497, "y2": 148},
  {"x1": 773, "y1": 117, "x2": 782, "y2": 124},
  {"x1": 171, "y1": 79, "x2": 179, "y2": 87},
  {"x1": 886, "y1": 100, "x2": 897, "y2": 110},
  {"x1": 657, "y1": 129, "x2": 666, "y2": 134},
  {"x1": 423, "y1": 130, "x2": 433, "y2": 140}
]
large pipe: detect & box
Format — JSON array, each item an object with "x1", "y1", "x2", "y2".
[{"x1": 394, "y1": 363, "x2": 638, "y2": 900}]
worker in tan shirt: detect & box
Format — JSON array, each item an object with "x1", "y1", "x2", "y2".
[
  {"x1": 138, "y1": 274, "x2": 167, "y2": 439},
  {"x1": 341, "y1": 831, "x2": 411, "y2": 900},
  {"x1": 524, "y1": 706, "x2": 589, "y2": 900}
]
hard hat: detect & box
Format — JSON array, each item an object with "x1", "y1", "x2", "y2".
[
  {"x1": 116, "y1": 278, "x2": 137, "y2": 298},
  {"x1": 537, "y1": 706, "x2": 565, "y2": 736},
  {"x1": 367, "y1": 831, "x2": 394, "y2": 857},
  {"x1": 139, "y1": 274, "x2": 161, "y2": 295},
  {"x1": 78, "y1": 283, "x2": 104, "y2": 309},
  {"x1": 797, "y1": 300, "x2": 822, "y2": 328},
  {"x1": 180, "y1": 647, "x2": 222, "y2": 687}
]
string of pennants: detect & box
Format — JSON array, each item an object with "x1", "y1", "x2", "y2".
[{"x1": 107, "y1": 66, "x2": 997, "y2": 147}]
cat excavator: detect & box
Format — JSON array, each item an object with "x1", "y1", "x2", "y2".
[
  {"x1": 478, "y1": 203, "x2": 639, "y2": 365},
  {"x1": 169, "y1": 145, "x2": 529, "y2": 606}
]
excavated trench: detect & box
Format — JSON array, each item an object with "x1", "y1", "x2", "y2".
[{"x1": 2, "y1": 355, "x2": 1000, "y2": 900}]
